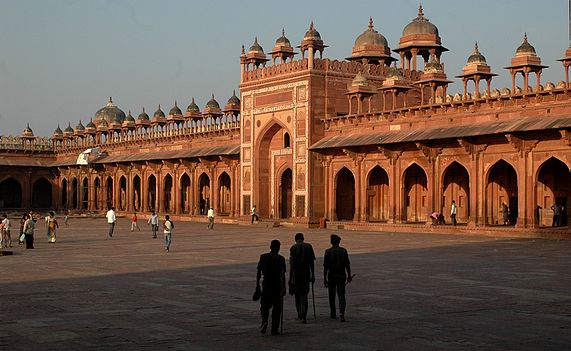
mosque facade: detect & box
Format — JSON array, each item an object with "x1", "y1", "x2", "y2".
[{"x1": 1, "y1": 5, "x2": 571, "y2": 234}]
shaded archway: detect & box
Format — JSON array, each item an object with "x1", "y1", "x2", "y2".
[
  {"x1": 106, "y1": 177, "x2": 113, "y2": 210},
  {"x1": 133, "y1": 175, "x2": 141, "y2": 212},
  {"x1": 81, "y1": 177, "x2": 88, "y2": 210},
  {"x1": 0, "y1": 177, "x2": 22, "y2": 209},
  {"x1": 94, "y1": 177, "x2": 100, "y2": 210},
  {"x1": 32, "y1": 178, "x2": 52, "y2": 209},
  {"x1": 71, "y1": 178, "x2": 78, "y2": 209},
  {"x1": 486, "y1": 160, "x2": 518, "y2": 225},
  {"x1": 280, "y1": 168, "x2": 293, "y2": 219},
  {"x1": 119, "y1": 176, "x2": 127, "y2": 211},
  {"x1": 403, "y1": 163, "x2": 428, "y2": 222},
  {"x1": 536, "y1": 157, "x2": 571, "y2": 227},
  {"x1": 180, "y1": 173, "x2": 191, "y2": 214},
  {"x1": 218, "y1": 172, "x2": 231, "y2": 215},
  {"x1": 442, "y1": 162, "x2": 470, "y2": 224},
  {"x1": 147, "y1": 175, "x2": 157, "y2": 211},
  {"x1": 61, "y1": 178, "x2": 68, "y2": 209},
  {"x1": 367, "y1": 166, "x2": 389, "y2": 222},
  {"x1": 198, "y1": 173, "x2": 210, "y2": 215},
  {"x1": 163, "y1": 174, "x2": 173, "y2": 213},
  {"x1": 335, "y1": 167, "x2": 355, "y2": 221}
]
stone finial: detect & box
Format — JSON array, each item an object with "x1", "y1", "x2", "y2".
[
  {"x1": 418, "y1": 3, "x2": 424, "y2": 17},
  {"x1": 368, "y1": 17, "x2": 374, "y2": 31}
]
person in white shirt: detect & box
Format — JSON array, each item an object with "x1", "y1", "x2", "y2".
[
  {"x1": 207, "y1": 207, "x2": 215, "y2": 229},
  {"x1": 251, "y1": 205, "x2": 260, "y2": 224},
  {"x1": 1, "y1": 213, "x2": 10, "y2": 248},
  {"x1": 163, "y1": 215, "x2": 174, "y2": 252},
  {"x1": 450, "y1": 200, "x2": 457, "y2": 226},
  {"x1": 148, "y1": 211, "x2": 159, "y2": 239},
  {"x1": 106, "y1": 207, "x2": 116, "y2": 237}
]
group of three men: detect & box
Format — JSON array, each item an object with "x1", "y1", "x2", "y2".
[{"x1": 256, "y1": 233, "x2": 352, "y2": 335}]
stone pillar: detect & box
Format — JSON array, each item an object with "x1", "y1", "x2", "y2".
[{"x1": 88, "y1": 175, "x2": 96, "y2": 211}]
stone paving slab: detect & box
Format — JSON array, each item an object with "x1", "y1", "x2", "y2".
[{"x1": 0, "y1": 218, "x2": 570, "y2": 350}]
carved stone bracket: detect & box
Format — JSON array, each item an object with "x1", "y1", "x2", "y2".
[
  {"x1": 415, "y1": 142, "x2": 442, "y2": 163},
  {"x1": 505, "y1": 133, "x2": 539, "y2": 156},
  {"x1": 342, "y1": 148, "x2": 366, "y2": 166},
  {"x1": 560, "y1": 129, "x2": 571, "y2": 147},
  {"x1": 378, "y1": 146, "x2": 402, "y2": 165},
  {"x1": 457, "y1": 138, "x2": 488, "y2": 161},
  {"x1": 314, "y1": 153, "x2": 333, "y2": 168}
]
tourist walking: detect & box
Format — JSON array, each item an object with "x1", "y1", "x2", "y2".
[
  {"x1": 64, "y1": 210, "x2": 70, "y2": 226},
  {"x1": 256, "y1": 239, "x2": 286, "y2": 335},
  {"x1": 163, "y1": 215, "x2": 174, "y2": 252},
  {"x1": 289, "y1": 233, "x2": 315, "y2": 323},
  {"x1": 131, "y1": 212, "x2": 140, "y2": 232},
  {"x1": 450, "y1": 200, "x2": 457, "y2": 226},
  {"x1": 18, "y1": 213, "x2": 29, "y2": 245},
  {"x1": 106, "y1": 207, "x2": 116, "y2": 237},
  {"x1": 47, "y1": 211, "x2": 59, "y2": 243},
  {"x1": 501, "y1": 202, "x2": 509, "y2": 225},
  {"x1": 324, "y1": 234, "x2": 352, "y2": 322},
  {"x1": 23, "y1": 214, "x2": 36, "y2": 249},
  {"x1": 44, "y1": 213, "x2": 51, "y2": 238},
  {"x1": 207, "y1": 207, "x2": 215, "y2": 229},
  {"x1": 251, "y1": 205, "x2": 259, "y2": 224},
  {"x1": 148, "y1": 211, "x2": 159, "y2": 238},
  {"x1": 551, "y1": 203, "x2": 561, "y2": 227},
  {"x1": 1, "y1": 214, "x2": 11, "y2": 248}
]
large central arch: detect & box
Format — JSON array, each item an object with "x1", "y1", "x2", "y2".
[
  {"x1": 32, "y1": 178, "x2": 52, "y2": 209},
  {"x1": 442, "y1": 162, "x2": 470, "y2": 224},
  {"x1": 198, "y1": 173, "x2": 210, "y2": 215},
  {"x1": 133, "y1": 175, "x2": 141, "y2": 212},
  {"x1": 486, "y1": 160, "x2": 518, "y2": 225},
  {"x1": 0, "y1": 177, "x2": 22, "y2": 209},
  {"x1": 367, "y1": 166, "x2": 389, "y2": 222},
  {"x1": 335, "y1": 167, "x2": 355, "y2": 221},
  {"x1": 403, "y1": 163, "x2": 428, "y2": 222},
  {"x1": 147, "y1": 175, "x2": 157, "y2": 211},
  {"x1": 218, "y1": 172, "x2": 231, "y2": 215},
  {"x1": 180, "y1": 173, "x2": 191, "y2": 214},
  {"x1": 106, "y1": 177, "x2": 113, "y2": 210},
  {"x1": 163, "y1": 174, "x2": 173, "y2": 212}
]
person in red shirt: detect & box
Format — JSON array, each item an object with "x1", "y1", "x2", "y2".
[{"x1": 131, "y1": 212, "x2": 140, "y2": 232}]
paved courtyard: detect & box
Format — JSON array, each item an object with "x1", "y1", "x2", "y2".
[{"x1": 0, "y1": 218, "x2": 570, "y2": 350}]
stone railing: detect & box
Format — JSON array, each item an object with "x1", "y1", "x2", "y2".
[{"x1": 0, "y1": 135, "x2": 53, "y2": 152}]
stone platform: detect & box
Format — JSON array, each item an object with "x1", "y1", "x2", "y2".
[{"x1": 0, "y1": 218, "x2": 569, "y2": 350}]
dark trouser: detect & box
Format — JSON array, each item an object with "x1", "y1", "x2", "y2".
[
  {"x1": 25, "y1": 233, "x2": 34, "y2": 249},
  {"x1": 260, "y1": 292, "x2": 282, "y2": 333},
  {"x1": 251, "y1": 214, "x2": 259, "y2": 223},
  {"x1": 108, "y1": 222, "x2": 115, "y2": 237},
  {"x1": 293, "y1": 274, "x2": 310, "y2": 319},
  {"x1": 208, "y1": 217, "x2": 214, "y2": 229},
  {"x1": 328, "y1": 276, "x2": 346, "y2": 317},
  {"x1": 451, "y1": 214, "x2": 457, "y2": 226},
  {"x1": 152, "y1": 224, "x2": 158, "y2": 238},
  {"x1": 553, "y1": 215, "x2": 560, "y2": 227}
]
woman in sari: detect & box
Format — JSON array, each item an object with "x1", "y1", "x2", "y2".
[{"x1": 47, "y1": 211, "x2": 59, "y2": 243}]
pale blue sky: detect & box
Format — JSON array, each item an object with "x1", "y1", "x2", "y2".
[{"x1": 0, "y1": 0, "x2": 567, "y2": 136}]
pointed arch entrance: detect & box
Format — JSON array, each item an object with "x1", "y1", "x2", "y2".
[
  {"x1": 147, "y1": 175, "x2": 157, "y2": 211},
  {"x1": 32, "y1": 178, "x2": 52, "y2": 208},
  {"x1": 61, "y1": 179, "x2": 68, "y2": 209},
  {"x1": 335, "y1": 167, "x2": 355, "y2": 221},
  {"x1": 180, "y1": 173, "x2": 191, "y2": 214},
  {"x1": 106, "y1": 177, "x2": 113, "y2": 210},
  {"x1": 367, "y1": 166, "x2": 389, "y2": 221},
  {"x1": 81, "y1": 177, "x2": 88, "y2": 210},
  {"x1": 0, "y1": 177, "x2": 22, "y2": 209},
  {"x1": 218, "y1": 172, "x2": 231, "y2": 215},
  {"x1": 536, "y1": 157, "x2": 570, "y2": 227},
  {"x1": 198, "y1": 173, "x2": 210, "y2": 215},
  {"x1": 119, "y1": 176, "x2": 127, "y2": 211},
  {"x1": 442, "y1": 162, "x2": 470, "y2": 224},
  {"x1": 280, "y1": 168, "x2": 293, "y2": 219},
  {"x1": 403, "y1": 163, "x2": 428, "y2": 222},
  {"x1": 71, "y1": 178, "x2": 78, "y2": 209},
  {"x1": 486, "y1": 160, "x2": 518, "y2": 225},
  {"x1": 163, "y1": 174, "x2": 173, "y2": 212},
  {"x1": 133, "y1": 175, "x2": 141, "y2": 212},
  {"x1": 94, "y1": 177, "x2": 100, "y2": 210}
]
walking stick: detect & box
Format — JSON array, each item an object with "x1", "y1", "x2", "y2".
[{"x1": 311, "y1": 281, "x2": 316, "y2": 320}]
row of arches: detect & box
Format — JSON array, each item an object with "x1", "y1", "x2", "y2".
[
  {"x1": 334, "y1": 157, "x2": 570, "y2": 226},
  {"x1": 0, "y1": 177, "x2": 52, "y2": 209}
]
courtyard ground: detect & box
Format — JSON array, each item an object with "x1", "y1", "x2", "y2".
[{"x1": 0, "y1": 218, "x2": 569, "y2": 350}]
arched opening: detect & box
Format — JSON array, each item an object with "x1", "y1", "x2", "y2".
[
  {"x1": 71, "y1": 178, "x2": 78, "y2": 209},
  {"x1": 94, "y1": 177, "x2": 100, "y2": 210},
  {"x1": 119, "y1": 176, "x2": 127, "y2": 211},
  {"x1": 280, "y1": 168, "x2": 293, "y2": 219},
  {"x1": 180, "y1": 173, "x2": 191, "y2": 214},
  {"x1": 335, "y1": 167, "x2": 355, "y2": 221},
  {"x1": 81, "y1": 177, "x2": 89, "y2": 210},
  {"x1": 403, "y1": 163, "x2": 428, "y2": 222},
  {"x1": 61, "y1": 179, "x2": 68, "y2": 209},
  {"x1": 367, "y1": 166, "x2": 389, "y2": 222},
  {"x1": 147, "y1": 175, "x2": 157, "y2": 211},
  {"x1": 442, "y1": 162, "x2": 470, "y2": 224},
  {"x1": 486, "y1": 160, "x2": 518, "y2": 225},
  {"x1": 163, "y1": 174, "x2": 173, "y2": 213},
  {"x1": 133, "y1": 175, "x2": 141, "y2": 212},
  {"x1": 283, "y1": 132, "x2": 291, "y2": 148},
  {"x1": 0, "y1": 177, "x2": 22, "y2": 209},
  {"x1": 106, "y1": 177, "x2": 113, "y2": 210},
  {"x1": 32, "y1": 178, "x2": 52, "y2": 209},
  {"x1": 536, "y1": 157, "x2": 570, "y2": 227},
  {"x1": 218, "y1": 172, "x2": 231, "y2": 215},
  {"x1": 198, "y1": 173, "x2": 210, "y2": 215}
]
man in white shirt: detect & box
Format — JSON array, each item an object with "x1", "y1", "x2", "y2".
[
  {"x1": 450, "y1": 200, "x2": 457, "y2": 226},
  {"x1": 0, "y1": 213, "x2": 9, "y2": 248},
  {"x1": 106, "y1": 207, "x2": 116, "y2": 237},
  {"x1": 148, "y1": 211, "x2": 159, "y2": 239},
  {"x1": 207, "y1": 207, "x2": 215, "y2": 229},
  {"x1": 163, "y1": 215, "x2": 174, "y2": 252}
]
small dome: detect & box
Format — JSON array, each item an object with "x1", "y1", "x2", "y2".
[
  {"x1": 187, "y1": 97, "x2": 200, "y2": 113},
  {"x1": 545, "y1": 82, "x2": 555, "y2": 90},
  {"x1": 75, "y1": 120, "x2": 85, "y2": 131},
  {"x1": 248, "y1": 37, "x2": 265, "y2": 54},
  {"x1": 86, "y1": 119, "x2": 96, "y2": 129},
  {"x1": 227, "y1": 90, "x2": 240, "y2": 105},
  {"x1": 402, "y1": 5, "x2": 439, "y2": 37},
  {"x1": 137, "y1": 108, "x2": 150, "y2": 121},
  {"x1": 354, "y1": 17, "x2": 388, "y2": 47},
  {"x1": 516, "y1": 33, "x2": 536, "y2": 55},
  {"x1": 275, "y1": 28, "x2": 292, "y2": 47},
  {"x1": 303, "y1": 21, "x2": 322, "y2": 41},
  {"x1": 64, "y1": 123, "x2": 74, "y2": 133},
  {"x1": 423, "y1": 55, "x2": 443, "y2": 73},
  {"x1": 125, "y1": 111, "x2": 136, "y2": 122},
  {"x1": 467, "y1": 42, "x2": 487, "y2": 64},
  {"x1": 351, "y1": 72, "x2": 369, "y2": 87},
  {"x1": 94, "y1": 97, "x2": 126, "y2": 124},
  {"x1": 556, "y1": 81, "x2": 567, "y2": 88},
  {"x1": 169, "y1": 101, "x2": 182, "y2": 116},
  {"x1": 386, "y1": 64, "x2": 404, "y2": 80},
  {"x1": 491, "y1": 88, "x2": 500, "y2": 97},
  {"x1": 206, "y1": 94, "x2": 220, "y2": 109},
  {"x1": 153, "y1": 105, "x2": 165, "y2": 118},
  {"x1": 22, "y1": 123, "x2": 34, "y2": 137},
  {"x1": 53, "y1": 125, "x2": 63, "y2": 136},
  {"x1": 501, "y1": 87, "x2": 511, "y2": 96}
]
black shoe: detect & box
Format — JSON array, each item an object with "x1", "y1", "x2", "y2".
[
  {"x1": 271, "y1": 330, "x2": 280, "y2": 335},
  {"x1": 260, "y1": 321, "x2": 268, "y2": 334}
]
